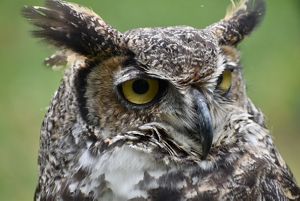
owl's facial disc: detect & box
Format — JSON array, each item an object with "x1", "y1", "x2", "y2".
[{"x1": 192, "y1": 88, "x2": 213, "y2": 158}]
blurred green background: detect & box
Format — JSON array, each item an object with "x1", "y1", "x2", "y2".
[{"x1": 0, "y1": 0, "x2": 299, "y2": 200}]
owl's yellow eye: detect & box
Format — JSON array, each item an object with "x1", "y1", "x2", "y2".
[
  {"x1": 217, "y1": 69, "x2": 232, "y2": 93},
  {"x1": 121, "y1": 78, "x2": 160, "y2": 105}
]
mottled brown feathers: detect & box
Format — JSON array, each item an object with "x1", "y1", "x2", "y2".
[
  {"x1": 22, "y1": 0, "x2": 126, "y2": 58},
  {"x1": 23, "y1": 0, "x2": 300, "y2": 201},
  {"x1": 211, "y1": 0, "x2": 266, "y2": 45}
]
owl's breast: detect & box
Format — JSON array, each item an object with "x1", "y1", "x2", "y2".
[{"x1": 76, "y1": 145, "x2": 168, "y2": 201}]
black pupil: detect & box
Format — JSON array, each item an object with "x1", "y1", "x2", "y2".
[
  {"x1": 217, "y1": 74, "x2": 224, "y2": 86},
  {"x1": 132, "y1": 79, "x2": 149, "y2": 94}
]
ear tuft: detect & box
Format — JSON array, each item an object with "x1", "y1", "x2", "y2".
[
  {"x1": 209, "y1": 0, "x2": 266, "y2": 46},
  {"x1": 22, "y1": 0, "x2": 126, "y2": 58}
]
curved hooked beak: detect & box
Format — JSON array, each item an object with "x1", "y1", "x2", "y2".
[{"x1": 192, "y1": 89, "x2": 213, "y2": 159}]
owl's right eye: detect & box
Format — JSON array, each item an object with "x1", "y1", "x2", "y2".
[{"x1": 118, "y1": 78, "x2": 167, "y2": 106}]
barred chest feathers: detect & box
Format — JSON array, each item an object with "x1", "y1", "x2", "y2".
[{"x1": 76, "y1": 145, "x2": 167, "y2": 200}]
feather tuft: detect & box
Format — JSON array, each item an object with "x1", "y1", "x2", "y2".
[
  {"x1": 22, "y1": 0, "x2": 126, "y2": 58},
  {"x1": 209, "y1": 0, "x2": 266, "y2": 46}
]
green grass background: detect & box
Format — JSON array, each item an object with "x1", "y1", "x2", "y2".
[{"x1": 0, "y1": 0, "x2": 299, "y2": 200}]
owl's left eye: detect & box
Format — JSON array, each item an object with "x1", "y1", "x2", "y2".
[
  {"x1": 216, "y1": 69, "x2": 232, "y2": 94},
  {"x1": 119, "y1": 78, "x2": 165, "y2": 105}
]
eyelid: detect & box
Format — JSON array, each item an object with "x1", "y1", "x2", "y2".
[
  {"x1": 225, "y1": 62, "x2": 240, "y2": 71},
  {"x1": 114, "y1": 59, "x2": 152, "y2": 86},
  {"x1": 114, "y1": 67, "x2": 145, "y2": 86},
  {"x1": 114, "y1": 67, "x2": 164, "y2": 87}
]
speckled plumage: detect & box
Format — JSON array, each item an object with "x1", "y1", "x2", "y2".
[{"x1": 23, "y1": 0, "x2": 300, "y2": 200}]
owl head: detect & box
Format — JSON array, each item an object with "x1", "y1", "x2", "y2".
[{"x1": 23, "y1": 0, "x2": 266, "y2": 161}]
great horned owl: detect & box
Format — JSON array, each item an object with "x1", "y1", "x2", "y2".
[{"x1": 23, "y1": 0, "x2": 300, "y2": 200}]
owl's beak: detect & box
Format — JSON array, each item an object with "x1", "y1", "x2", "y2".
[{"x1": 192, "y1": 89, "x2": 213, "y2": 159}]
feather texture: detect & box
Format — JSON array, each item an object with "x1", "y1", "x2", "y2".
[
  {"x1": 23, "y1": 0, "x2": 300, "y2": 200},
  {"x1": 210, "y1": 0, "x2": 266, "y2": 45},
  {"x1": 22, "y1": 0, "x2": 126, "y2": 58}
]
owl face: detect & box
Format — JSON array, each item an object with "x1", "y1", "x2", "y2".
[
  {"x1": 23, "y1": 0, "x2": 265, "y2": 159},
  {"x1": 81, "y1": 27, "x2": 247, "y2": 158}
]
